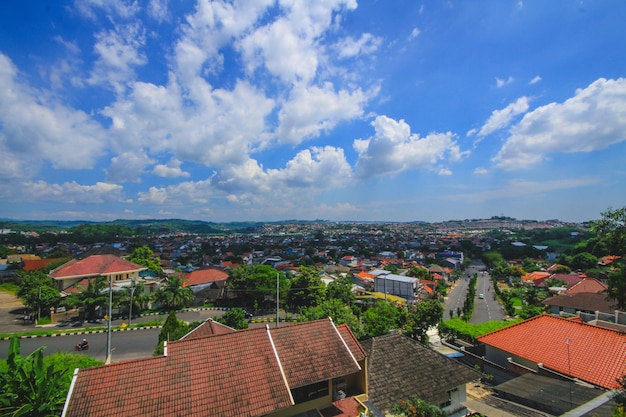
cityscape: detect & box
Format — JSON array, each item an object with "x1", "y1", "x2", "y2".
[{"x1": 1, "y1": 208, "x2": 625, "y2": 416}]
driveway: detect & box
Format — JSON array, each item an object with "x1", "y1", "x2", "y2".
[{"x1": 0, "y1": 290, "x2": 34, "y2": 334}]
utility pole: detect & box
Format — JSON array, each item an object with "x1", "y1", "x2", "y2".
[
  {"x1": 105, "y1": 274, "x2": 113, "y2": 364},
  {"x1": 276, "y1": 272, "x2": 279, "y2": 328}
]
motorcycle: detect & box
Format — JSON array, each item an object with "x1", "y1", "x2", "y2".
[{"x1": 74, "y1": 342, "x2": 89, "y2": 351}]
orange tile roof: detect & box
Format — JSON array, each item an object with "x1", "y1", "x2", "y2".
[
  {"x1": 22, "y1": 258, "x2": 66, "y2": 271},
  {"x1": 521, "y1": 271, "x2": 550, "y2": 282},
  {"x1": 50, "y1": 255, "x2": 146, "y2": 279},
  {"x1": 180, "y1": 318, "x2": 236, "y2": 340},
  {"x1": 63, "y1": 319, "x2": 364, "y2": 417},
  {"x1": 181, "y1": 268, "x2": 228, "y2": 286},
  {"x1": 478, "y1": 314, "x2": 626, "y2": 389}
]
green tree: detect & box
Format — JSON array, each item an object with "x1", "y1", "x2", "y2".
[
  {"x1": 0, "y1": 338, "x2": 69, "y2": 417},
  {"x1": 326, "y1": 275, "x2": 356, "y2": 306},
  {"x1": 607, "y1": 264, "x2": 626, "y2": 310},
  {"x1": 153, "y1": 276, "x2": 194, "y2": 310},
  {"x1": 591, "y1": 206, "x2": 626, "y2": 255},
  {"x1": 571, "y1": 252, "x2": 599, "y2": 271},
  {"x1": 16, "y1": 270, "x2": 60, "y2": 319},
  {"x1": 554, "y1": 264, "x2": 571, "y2": 274},
  {"x1": 128, "y1": 246, "x2": 162, "y2": 276},
  {"x1": 286, "y1": 266, "x2": 325, "y2": 310},
  {"x1": 391, "y1": 396, "x2": 447, "y2": 417},
  {"x1": 227, "y1": 265, "x2": 289, "y2": 310},
  {"x1": 403, "y1": 300, "x2": 443, "y2": 344},
  {"x1": 73, "y1": 277, "x2": 108, "y2": 320},
  {"x1": 217, "y1": 308, "x2": 249, "y2": 330},
  {"x1": 153, "y1": 311, "x2": 194, "y2": 355},
  {"x1": 522, "y1": 258, "x2": 541, "y2": 273},
  {"x1": 407, "y1": 265, "x2": 430, "y2": 279},
  {"x1": 299, "y1": 298, "x2": 363, "y2": 339},
  {"x1": 362, "y1": 301, "x2": 405, "y2": 338}
]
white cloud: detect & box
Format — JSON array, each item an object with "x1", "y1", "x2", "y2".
[
  {"x1": 276, "y1": 82, "x2": 369, "y2": 144},
  {"x1": 409, "y1": 27, "x2": 421, "y2": 39},
  {"x1": 529, "y1": 75, "x2": 542, "y2": 85},
  {"x1": 3, "y1": 180, "x2": 125, "y2": 204},
  {"x1": 474, "y1": 167, "x2": 489, "y2": 175},
  {"x1": 152, "y1": 159, "x2": 190, "y2": 178},
  {"x1": 88, "y1": 23, "x2": 147, "y2": 92},
  {"x1": 334, "y1": 33, "x2": 382, "y2": 58},
  {"x1": 496, "y1": 76, "x2": 515, "y2": 88},
  {"x1": 438, "y1": 168, "x2": 452, "y2": 176},
  {"x1": 0, "y1": 53, "x2": 107, "y2": 176},
  {"x1": 148, "y1": 0, "x2": 170, "y2": 23},
  {"x1": 354, "y1": 115, "x2": 465, "y2": 179},
  {"x1": 107, "y1": 152, "x2": 155, "y2": 183},
  {"x1": 138, "y1": 178, "x2": 213, "y2": 205},
  {"x1": 476, "y1": 96, "x2": 529, "y2": 137},
  {"x1": 269, "y1": 146, "x2": 353, "y2": 188},
  {"x1": 493, "y1": 78, "x2": 626, "y2": 170},
  {"x1": 73, "y1": 0, "x2": 140, "y2": 20}
]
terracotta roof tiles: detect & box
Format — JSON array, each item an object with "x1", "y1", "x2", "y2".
[
  {"x1": 50, "y1": 255, "x2": 146, "y2": 279},
  {"x1": 181, "y1": 268, "x2": 228, "y2": 287},
  {"x1": 478, "y1": 314, "x2": 626, "y2": 389},
  {"x1": 63, "y1": 319, "x2": 364, "y2": 417}
]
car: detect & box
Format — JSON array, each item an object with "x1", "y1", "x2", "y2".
[{"x1": 478, "y1": 293, "x2": 484, "y2": 299}]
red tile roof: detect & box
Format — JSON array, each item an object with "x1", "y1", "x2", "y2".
[
  {"x1": 63, "y1": 319, "x2": 364, "y2": 417},
  {"x1": 478, "y1": 314, "x2": 626, "y2": 389},
  {"x1": 181, "y1": 268, "x2": 228, "y2": 287},
  {"x1": 50, "y1": 255, "x2": 146, "y2": 279},
  {"x1": 565, "y1": 277, "x2": 608, "y2": 295},
  {"x1": 266, "y1": 319, "x2": 362, "y2": 388}
]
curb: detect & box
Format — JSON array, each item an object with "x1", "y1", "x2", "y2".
[{"x1": 1, "y1": 326, "x2": 164, "y2": 341}]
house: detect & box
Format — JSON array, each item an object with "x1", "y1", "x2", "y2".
[
  {"x1": 181, "y1": 267, "x2": 229, "y2": 304},
  {"x1": 49, "y1": 254, "x2": 147, "y2": 292},
  {"x1": 542, "y1": 292, "x2": 618, "y2": 316},
  {"x1": 477, "y1": 314, "x2": 626, "y2": 390},
  {"x1": 361, "y1": 333, "x2": 480, "y2": 416},
  {"x1": 62, "y1": 318, "x2": 368, "y2": 417}
]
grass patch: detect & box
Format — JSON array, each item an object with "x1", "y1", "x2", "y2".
[
  {"x1": 0, "y1": 282, "x2": 19, "y2": 294},
  {"x1": 439, "y1": 318, "x2": 521, "y2": 344}
]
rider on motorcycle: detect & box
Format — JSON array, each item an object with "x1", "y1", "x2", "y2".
[{"x1": 80, "y1": 338, "x2": 88, "y2": 349}]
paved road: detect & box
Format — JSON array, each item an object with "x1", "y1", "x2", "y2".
[
  {"x1": 443, "y1": 261, "x2": 505, "y2": 323},
  {"x1": 471, "y1": 268, "x2": 505, "y2": 323}
]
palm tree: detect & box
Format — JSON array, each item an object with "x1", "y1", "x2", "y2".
[
  {"x1": 154, "y1": 276, "x2": 193, "y2": 311},
  {"x1": 75, "y1": 277, "x2": 108, "y2": 320}
]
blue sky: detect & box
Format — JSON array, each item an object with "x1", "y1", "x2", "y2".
[{"x1": 1, "y1": 0, "x2": 625, "y2": 223}]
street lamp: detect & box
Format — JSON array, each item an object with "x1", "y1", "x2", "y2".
[{"x1": 128, "y1": 279, "x2": 136, "y2": 325}]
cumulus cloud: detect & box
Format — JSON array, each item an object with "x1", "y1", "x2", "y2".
[
  {"x1": 74, "y1": 0, "x2": 140, "y2": 20},
  {"x1": 107, "y1": 151, "x2": 155, "y2": 183},
  {"x1": 354, "y1": 115, "x2": 466, "y2": 179},
  {"x1": 276, "y1": 82, "x2": 369, "y2": 144},
  {"x1": 269, "y1": 146, "x2": 353, "y2": 188},
  {"x1": 493, "y1": 78, "x2": 626, "y2": 170},
  {"x1": 0, "y1": 53, "x2": 107, "y2": 176},
  {"x1": 138, "y1": 178, "x2": 214, "y2": 205},
  {"x1": 334, "y1": 33, "x2": 382, "y2": 58},
  {"x1": 474, "y1": 167, "x2": 489, "y2": 175},
  {"x1": 152, "y1": 159, "x2": 190, "y2": 178},
  {"x1": 529, "y1": 75, "x2": 542, "y2": 85},
  {"x1": 475, "y1": 96, "x2": 529, "y2": 138}
]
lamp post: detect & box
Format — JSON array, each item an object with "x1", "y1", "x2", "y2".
[
  {"x1": 105, "y1": 274, "x2": 113, "y2": 364},
  {"x1": 128, "y1": 278, "x2": 136, "y2": 325}
]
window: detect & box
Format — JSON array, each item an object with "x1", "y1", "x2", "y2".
[{"x1": 291, "y1": 381, "x2": 329, "y2": 404}]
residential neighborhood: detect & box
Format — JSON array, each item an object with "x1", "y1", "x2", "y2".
[{"x1": 0, "y1": 213, "x2": 625, "y2": 416}]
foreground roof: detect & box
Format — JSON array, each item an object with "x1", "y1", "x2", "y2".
[
  {"x1": 63, "y1": 318, "x2": 363, "y2": 417},
  {"x1": 478, "y1": 314, "x2": 626, "y2": 389},
  {"x1": 361, "y1": 333, "x2": 480, "y2": 412},
  {"x1": 50, "y1": 254, "x2": 146, "y2": 279}
]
